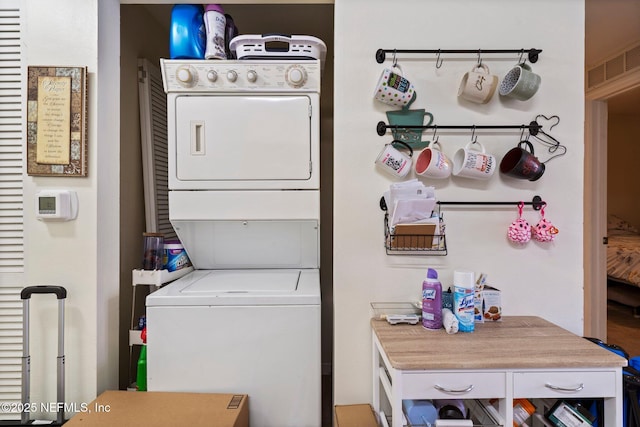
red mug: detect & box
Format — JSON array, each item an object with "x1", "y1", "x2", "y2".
[{"x1": 500, "y1": 141, "x2": 545, "y2": 181}]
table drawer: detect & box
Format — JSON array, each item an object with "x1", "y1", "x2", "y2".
[
  {"x1": 401, "y1": 372, "x2": 506, "y2": 399},
  {"x1": 513, "y1": 371, "x2": 617, "y2": 398}
]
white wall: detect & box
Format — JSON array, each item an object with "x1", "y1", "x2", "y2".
[
  {"x1": 333, "y1": 0, "x2": 585, "y2": 404},
  {"x1": 21, "y1": 0, "x2": 586, "y2": 415},
  {"x1": 23, "y1": 0, "x2": 119, "y2": 417}
]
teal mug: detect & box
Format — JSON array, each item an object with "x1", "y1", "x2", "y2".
[
  {"x1": 499, "y1": 63, "x2": 541, "y2": 101},
  {"x1": 385, "y1": 109, "x2": 434, "y2": 148}
]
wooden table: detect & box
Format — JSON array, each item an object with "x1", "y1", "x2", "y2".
[{"x1": 371, "y1": 316, "x2": 627, "y2": 426}]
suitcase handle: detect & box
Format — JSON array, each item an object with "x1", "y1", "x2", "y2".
[{"x1": 21, "y1": 285, "x2": 67, "y2": 300}]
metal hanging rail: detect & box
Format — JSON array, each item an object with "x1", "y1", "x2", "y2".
[
  {"x1": 437, "y1": 196, "x2": 545, "y2": 210},
  {"x1": 375, "y1": 48, "x2": 543, "y2": 64},
  {"x1": 376, "y1": 120, "x2": 543, "y2": 137},
  {"x1": 380, "y1": 196, "x2": 545, "y2": 211}
]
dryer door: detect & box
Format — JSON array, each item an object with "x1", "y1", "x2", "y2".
[{"x1": 173, "y1": 94, "x2": 316, "y2": 189}]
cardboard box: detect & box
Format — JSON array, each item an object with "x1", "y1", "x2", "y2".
[
  {"x1": 334, "y1": 404, "x2": 379, "y2": 427},
  {"x1": 391, "y1": 223, "x2": 437, "y2": 249},
  {"x1": 482, "y1": 286, "x2": 502, "y2": 321},
  {"x1": 64, "y1": 391, "x2": 248, "y2": 427}
]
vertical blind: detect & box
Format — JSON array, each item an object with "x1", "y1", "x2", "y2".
[
  {"x1": 138, "y1": 58, "x2": 176, "y2": 240},
  {"x1": 0, "y1": 1, "x2": 23, "y2": 415}
]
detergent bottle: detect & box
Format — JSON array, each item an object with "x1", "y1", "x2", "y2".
[
  {"x1": 169, "y1": 4, "x2": 206, "y2": 59},
  {"x1": 136, "y1": 327, "x2": 147, "y2": 391}
]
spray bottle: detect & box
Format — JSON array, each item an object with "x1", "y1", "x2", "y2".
[
  {"x1": 422, "y1": 268, "x2": 442, "y2": 330},
  {"x1": 453, "y1": 270, "x2": 475, "y2": 333}
]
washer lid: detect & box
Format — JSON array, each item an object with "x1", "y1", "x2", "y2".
[
  {"x1": 146, "y1": 269, "x2": 320, "y2": 306},
  {"x1": 184, "y1": 269, "x2": 300, "y2": 293}
]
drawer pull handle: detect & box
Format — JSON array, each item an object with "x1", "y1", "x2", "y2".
[
  {"x1": 545, "y1": 382, "x2": 585, "y2": 392},
  {"x1": 433, "y1": 384, "x2": 474, "y2": 394}
]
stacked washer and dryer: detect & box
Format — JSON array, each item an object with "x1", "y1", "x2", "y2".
[{"x1": 146, "y1": 36, "x2": 325, "y2": 427}]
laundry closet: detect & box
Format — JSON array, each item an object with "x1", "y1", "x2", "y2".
[{"x1": 117, "y1": 1, "x2": 335, "y2": 417}]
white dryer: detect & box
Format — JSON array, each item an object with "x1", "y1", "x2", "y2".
[{"x1": 147, "y1": 59, "x2": 323, "y2": 427}]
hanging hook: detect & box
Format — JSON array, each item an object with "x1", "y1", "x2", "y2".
[
  {"x1": 392, "y1": 49, "x2": 398, "y2": 68},
  {"x1": 530, "y1": 114, "x2": 566, "y2": 163},
  {"x1": 435, "y1": 50, "x2": 444, "y2": 69},
  {"x1": 477, "y1": 49, "x2": 482, "y2": 67},
  {"x1": 470, "y1": 126, "x2": 478, "y2": 144},
  {"x1": 431, "y1": 125, "x2": 439, "y2": 144},
  {"x1": 533, "y1": 130, "x2": 567, "y2": 163},
  {"x1": 519, "y1": 126, "x2": 528, "y2": 142},
  {"x1": 539, "y1": 202, "x2": 547, "y2": 217},
  {"x1": 518, "y1": 49, "x2": 525, "y2": 64},
  {"x1": 535, "y1": 114, "x2": 560, "y2": 132}
]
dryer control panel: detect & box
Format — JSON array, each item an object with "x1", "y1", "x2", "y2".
[{"x1": 161, "y1": 59, "x2": 321, "y2": 93}]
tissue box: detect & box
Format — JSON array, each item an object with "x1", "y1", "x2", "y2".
[{"x1": 482, "y1": 286, "x2": 502, "y2": 321}]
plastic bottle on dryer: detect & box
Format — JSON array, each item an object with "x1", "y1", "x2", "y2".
[
  {"x1": 422, "y1": 268, "x2": 442, "y2": 330},
  {"x1": 169, "y1": 4, "x2": 206, "y2": 59},
  {"x1": 204, "y1": 4, "x2": 227, "y2": 60},
  {"x1": 136, "y1": 327, "x2": 147, "y2": 391},
  {"x1": 453, "y1": 270, "x2": 475, "y2": 333}
]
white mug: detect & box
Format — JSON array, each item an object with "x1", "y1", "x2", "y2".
[
  {"x1": 453, "y1": 140, "x2": 496, "y2": 180},
  {"x1": 458, "y1": 63, "x2": 499, "y2": 104},
  {"x1": 414, "y1": 141, "x2": 452, "y2": 179},
  {"x1": 375, "y1": 141, "x2": 413, "y2": 178},
  {"x1": 374, "y1": 65, "x2": 417, "y2": 109}
]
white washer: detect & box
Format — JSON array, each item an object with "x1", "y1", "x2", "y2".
[
  {"x1": 146, "y1": 269, "x2": 320, "y2": 426},
  {"x1": 148, "y1": 59, "x2": 323, "y2": 427}
]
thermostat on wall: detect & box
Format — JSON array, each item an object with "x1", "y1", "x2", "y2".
[{"x1": 35, "y1": 190, "x2": 78, "y2": 221}]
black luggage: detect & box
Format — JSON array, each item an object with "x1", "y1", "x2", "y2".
[{"x1": 0, "y1": 286, "x2": 67, "y2": 426}]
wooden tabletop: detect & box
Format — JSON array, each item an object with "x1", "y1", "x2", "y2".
[{"x1": 372, "y1": 316, "x2": 628, "y2": 370}]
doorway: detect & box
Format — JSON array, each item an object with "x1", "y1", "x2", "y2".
[
  {"x1": 584, "y1": 0, "x2": 640, "y2": 342},
  {"x1": 585, "y1": 75, "x2": 640, "y2": 349}
]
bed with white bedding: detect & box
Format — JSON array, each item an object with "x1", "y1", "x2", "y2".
[
  {"x1": 608, "y1": 215, "x2": 640, "y2": 287},
  {"x1": 607, "y1": 215, "x2": 640, "y2": 316}
]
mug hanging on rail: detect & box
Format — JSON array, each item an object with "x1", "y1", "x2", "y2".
[
  {"x1": 373, "y1": 63, "x2": 417, "y2": 109},
  {"x1": 415, "y1": 139, "x2": 452, "y2": 179},
  {"x1": 500, "y1": 140, "x2": 545, "y2": 181},
  {"x1": 458, "y1": 63, "x2": 498, "y2": 104},
  {"x1": 375, "y1": 140, "x2": 413, "y2": 178},
  {"x1": 499, "y1": 61, "x2": 541, "y2": 101},
  {"x1": 452, "y1": 136, "x2": 496, "y2": 180}
]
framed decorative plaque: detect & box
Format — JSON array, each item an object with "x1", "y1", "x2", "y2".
[{"x1": 27, "y1": 66, "x2": 88, "y2": 176}]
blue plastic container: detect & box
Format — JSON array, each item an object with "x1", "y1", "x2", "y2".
[
  {"x1": 170, "y1": 4, "x2": 206, "y2": 59},
  {"x1": 402, "y1": 400, "x2": 437, "y2": 426}
]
